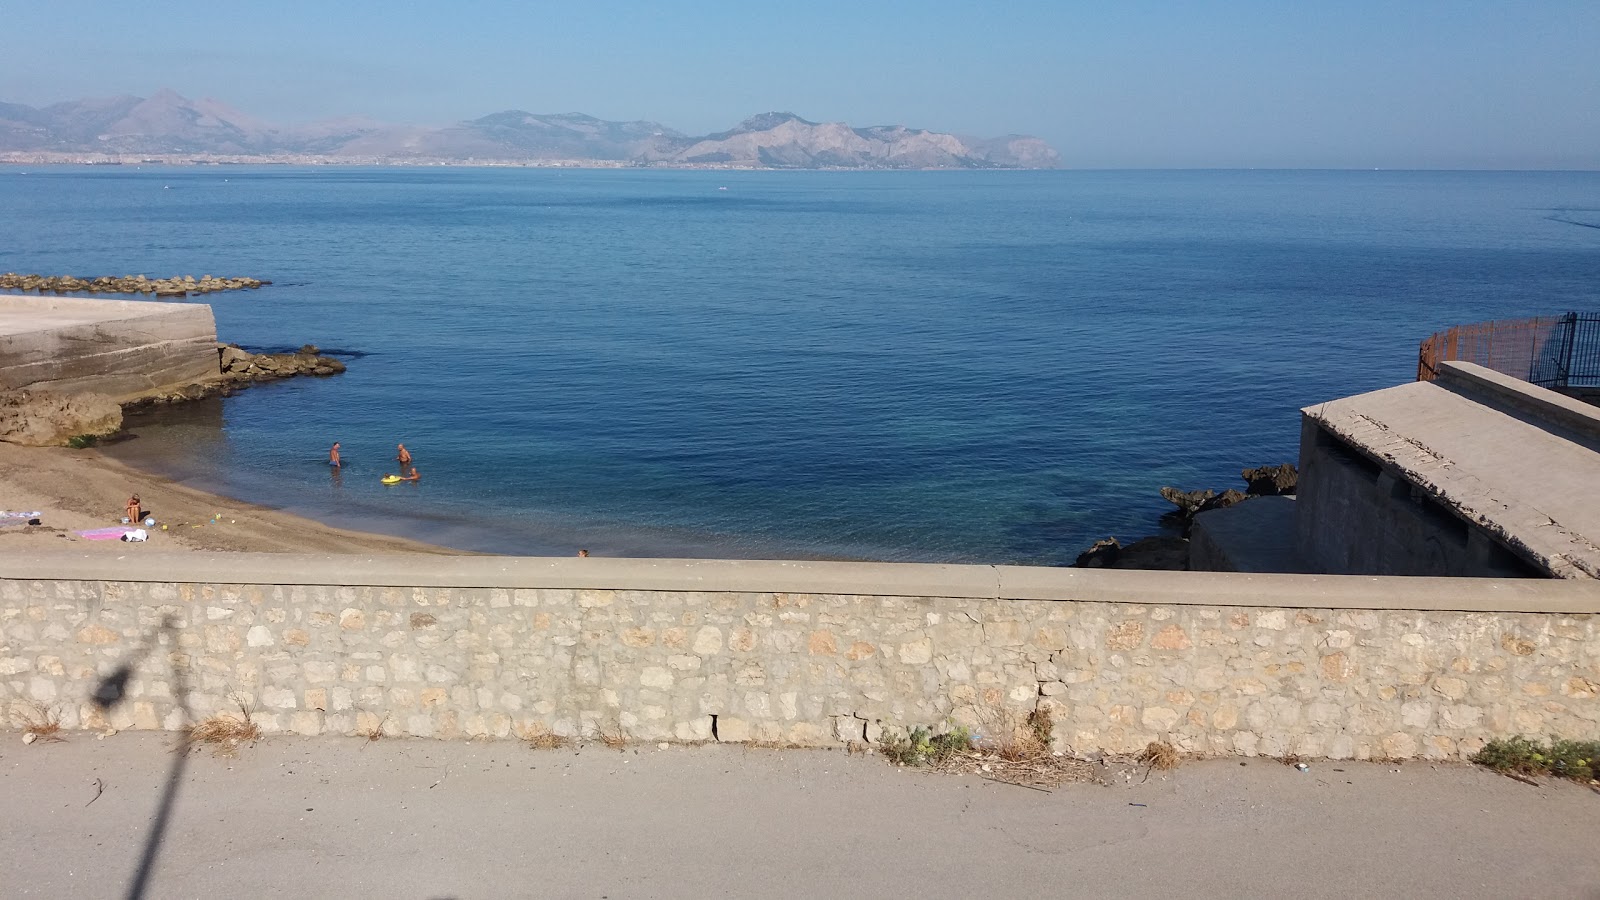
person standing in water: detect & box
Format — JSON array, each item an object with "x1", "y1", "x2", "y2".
[
  {"x1": 397, "y1": 443, "x2": 412, "y2": 467},
  {"x1": 329, "y1": 442, "x2": 342, "y2": 468},
  {"x1": 400, "y1": 467, "x2": 421, "y2": 482}
]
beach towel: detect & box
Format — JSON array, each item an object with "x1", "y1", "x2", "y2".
[
  {"x1": 120, "y1": 529, "x2": 149, "y2": 542},
  {"x1": 75, "y1": 527, "x2": 136, "y2": 541}
]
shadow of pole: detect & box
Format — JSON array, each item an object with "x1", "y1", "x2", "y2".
[{"x1": 94, "y1": 616, "x2": 194, "y2": 900}]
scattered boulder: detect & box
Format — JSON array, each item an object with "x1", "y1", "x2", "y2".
[
  {"x1": 0, "y1": 389, "x2": 122, "y2": 447},
  {"x1": 1242, "y1": 463, "x2": 1298, "y2": 496},
  {"x1": 218, "y1": 345, "x2": 253, "y2": 373}
]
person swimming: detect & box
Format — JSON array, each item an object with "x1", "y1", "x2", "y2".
[
  {"x1": 329, "y1": 441, "x2": 342, "y2": 468},
  {"x1": 397, "y1": 443, "x2": 412, "y2": 466},
  {"x1": 400, "y1": 467, "x2": 420, "y2": 482}
]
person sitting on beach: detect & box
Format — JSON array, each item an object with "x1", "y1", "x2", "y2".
[
  {"x1": 329, "y1": 442, "x2": 342, "y2": 468},
  {"x1": 126, "y1": 494, "x2": 141, "y2": 523},
  {"x1": 400, "y1": 467, "x2": 420, "y2": 482},
  {"x1": 397, "y1": 443, "x2": 412, "y2": 467}
]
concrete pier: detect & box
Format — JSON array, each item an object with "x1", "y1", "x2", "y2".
[{"x1": 0, "y1": 293, "x2": 218, "y2": 399}]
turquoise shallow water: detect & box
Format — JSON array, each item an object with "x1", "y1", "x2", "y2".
[{"x1": 4, "y1": 167, "x2": 1599, "y2": 562}]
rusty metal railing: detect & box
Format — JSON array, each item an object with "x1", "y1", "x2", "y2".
[{"x1": 1418, "y1": 312, "x2": 1600, "y2": 388}]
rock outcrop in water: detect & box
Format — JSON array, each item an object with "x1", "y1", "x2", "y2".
[
  {"x1": 0, "y1": 272, "x2": 268, "y2": 297},
  {"x1": 1074, "y1": 463, "x2": 1300, "y2": 571},
  {"x1": 1074, "y1": 535, "x2": 1190, "y2": 570},
  {"x1": 1159, "y1": 486, "x2": 1250, "y2": 532},
  {"x1": 1242, "y1": 463, "x2": 1298, "y2": 496},
  {"x1": 0, "y1": 389, "x2": 122, "y2": 446}
]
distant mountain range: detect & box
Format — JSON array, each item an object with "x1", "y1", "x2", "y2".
[{"x1": 0, "y1": 90, "x2": 1059, "y2": 169}]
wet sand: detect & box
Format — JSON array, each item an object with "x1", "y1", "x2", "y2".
[{"x1": 0, "y1": 441, "x2": 464, "y2": 555}]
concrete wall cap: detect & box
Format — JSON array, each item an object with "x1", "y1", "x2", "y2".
[{"x1": 5, "y1": 551, "x2": 1600, "y2": 614}]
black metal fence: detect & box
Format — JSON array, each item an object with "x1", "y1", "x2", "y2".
[{"x1": 1418, "y1": 312, "x2": 1600, "y2": 389}]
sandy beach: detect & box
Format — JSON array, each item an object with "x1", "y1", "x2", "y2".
[{"x1": 0, "y1": 441, "x2": 462, "y2": 555}]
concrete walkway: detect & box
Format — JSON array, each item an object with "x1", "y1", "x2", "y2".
[{"x1": 2, "y1": 733, "x2": 1596, "y2": 899}]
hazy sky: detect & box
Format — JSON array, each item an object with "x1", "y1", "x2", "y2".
[{"x1": 7, "y1": 0, "x2": 1598, "y2": 168}]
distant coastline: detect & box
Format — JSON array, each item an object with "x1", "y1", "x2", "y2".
[
  {"x1": 0, "y1": 153, "x2": 1045, "y2": 171},
  {"x1": 0, "y1": 91, "x2": 1060, "y2": 170}
]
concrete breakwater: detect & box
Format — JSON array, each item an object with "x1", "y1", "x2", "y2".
[
  {"x1": 0, "y1": 273, "x2": 268, "y2": 298},
  {"x1": 3, "y1": 554, "x2": 1596, "y2": 760},
  {"x1": 0, "y1": 295, "x2": 347, "y2": 435}
]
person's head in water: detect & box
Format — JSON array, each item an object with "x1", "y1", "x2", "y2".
[{"x1": 577, "y1": 549, "x2": 589, "y2": 557}]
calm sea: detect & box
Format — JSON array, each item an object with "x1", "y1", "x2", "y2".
[{"x1": 4, "y1": 167, "x2": 1598, "y2": 562}]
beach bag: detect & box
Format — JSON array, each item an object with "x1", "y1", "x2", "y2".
[{"x1": 121, "y1": 529, "x2": 149, "y2": 542}]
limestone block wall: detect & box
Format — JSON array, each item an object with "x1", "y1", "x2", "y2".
[
  {"x1": 2, "y1": 555, "x2": 1597, "y2": 760},
  {"x1": 0, "y1": 294, "x2": 219, "y2": 398}
]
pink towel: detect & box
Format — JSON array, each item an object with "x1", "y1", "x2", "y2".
[{"x1": 75, "y1": 527, "x2": 134, "y2": 541}]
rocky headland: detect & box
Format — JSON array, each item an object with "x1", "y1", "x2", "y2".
[{"x1": 0, "y1": 272, "x2": 268, "y2": 297}]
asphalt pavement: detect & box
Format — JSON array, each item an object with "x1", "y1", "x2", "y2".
[{"x1": 2, "y1": 732, "x2": 1596, "y2": 899}]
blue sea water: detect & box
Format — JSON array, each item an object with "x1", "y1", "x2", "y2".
[{"x1": 3, "y1": 166, "x2": 1599, "y2": 563}]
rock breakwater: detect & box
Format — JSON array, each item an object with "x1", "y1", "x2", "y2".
[
  {"x1": 0, "y1": 272, "x2": 268, "y2": 297},
  {"x1": 125, "y1": 343, "x2": 347, "y2": 408}
]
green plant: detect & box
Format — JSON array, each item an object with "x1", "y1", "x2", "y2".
[
  {"x1": 66, "y1": 434, "x2": 99, "y2": 449},
  {"x1": 1473, "y1": 737, "x2": 1599, "y2": 782},
  {"x1": 880, "y1": 725, "x2": 972, "y2": 767},
  {"x1": 1026, "y1": 706, "x2": 1053, "y2": 749}
]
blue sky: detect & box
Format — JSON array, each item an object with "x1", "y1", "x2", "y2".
[{"x1": 7, "y1": 0, "x2": 1598, "y2": 168}]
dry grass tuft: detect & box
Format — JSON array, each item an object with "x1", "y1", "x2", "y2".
[
  {"x1": 15, "y1": 703, "x2": 65, "y2": 744},
  {"x1": 361, "y1": 714, "x2": 390, "y2": 743},
  {"x1": 599, "y1": 727, "x2": 628, "y2": 751},
  {"x1": 188, "y1": 699, "x2": 261, "y2": 755},
  {"x1": 873, "y1": 707, "x2": 1093, "y2": 789},
  {"x1": 743, "y1": 739, "x2": 806, "y2": 751},
  {"x1": 1142, "y1": 741, "x2": 1180, "y2": 771},
  {"x1": 518, "y1": 723, "x2": 571, "y2": 750}
]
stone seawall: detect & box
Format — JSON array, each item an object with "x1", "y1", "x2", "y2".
[
  {"x1": 0, "y1": 294, "x2": 218, "y2": 399},
  {"x1": 2, "y1": 554, "x2": 1597, "y2": 759}
]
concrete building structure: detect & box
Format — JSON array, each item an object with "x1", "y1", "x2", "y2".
[
  {"x1": 1192, "y1": 361, "x2": 1600, "y2": 579},
  {"x1": 0, "y1": 293, "x2": 218, "y2": 400},
  {"x1": 1294, "y1": 361, "x2": 1600, "y2": 579}
]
